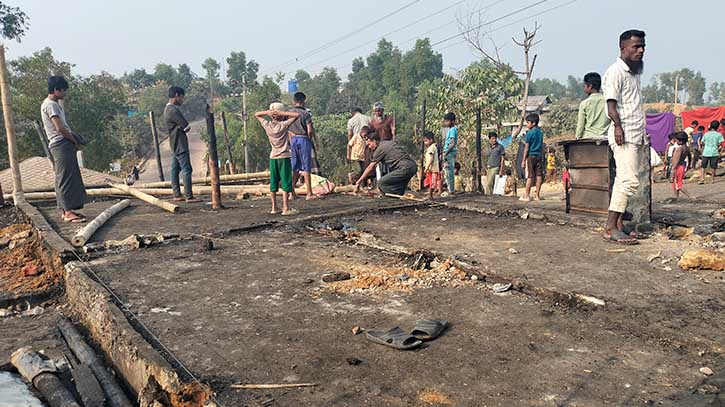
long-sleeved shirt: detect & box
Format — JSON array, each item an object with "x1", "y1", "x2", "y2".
[{"x1": 575, "y1": 93, "x2": 611, "y2": 139}]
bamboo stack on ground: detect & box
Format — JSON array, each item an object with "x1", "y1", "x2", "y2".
[
  {"x1": 5, "y1": 184, "x2": 358, "y2": 201},
  {"x1": 107, "y1": 183, "x2": 179, "y2": 213},
  {"x1": 71, "y1": 199, "x2": 131, "y2": 247},
  {"x1": 133, "y1": 171, "x2": 269, "y2": 189}
]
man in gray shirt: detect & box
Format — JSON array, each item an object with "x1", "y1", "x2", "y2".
[
  {"x1": 40, "y1": 76, "x2": 87, "y2": 222},
  {"x1": 484, "y1": 132, "x2": 506, "y2": 194},
  {"x1": 163, "y1": 86, "x2": 201, "y2": 203},
  {"x1": 354, "y1": 133, "x2": 416, "y2": 196}
]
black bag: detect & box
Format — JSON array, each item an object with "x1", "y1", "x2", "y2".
[{"x1": 71, "y1": 132, "x2": 88, "y2": 145}]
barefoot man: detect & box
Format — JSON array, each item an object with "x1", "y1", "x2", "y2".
[{"x1": 602, "y1": 29, "x2": 647, "y2": 245}]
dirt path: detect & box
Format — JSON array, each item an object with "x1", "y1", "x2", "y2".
[{"x1": 139, "y1": 119, "x2": 208, "y2": 183}]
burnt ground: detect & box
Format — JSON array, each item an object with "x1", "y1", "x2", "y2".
[
  {"x1": 7, "y1": 178, "x2": 725, "y2": 407},
  {"x1": 62, "y1": 191, "x2": 724, "y2": 406}
]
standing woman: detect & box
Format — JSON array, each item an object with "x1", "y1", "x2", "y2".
[{"x1": 40, "y1": 76, "x2": 86, "y2": 222}]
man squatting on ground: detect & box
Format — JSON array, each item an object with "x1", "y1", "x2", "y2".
[
  {"x1": 601, "y1": 29, "x2": 647, "y2": 245},
  {"x1": 255, "y1": 103, "x2": 301, "y2": 216},
  {"x1": 288, "y1": 92, "x2": 318, "y2": 200},
  {"x1": 354, "y1": 133, "x2": 417, "y2": 196},
  {"x1": 164, "y1": 86, "x2": 202, "y2": 203},
  {"x1": 41, "y1": 76, "x2": 87, "y2": 223}
]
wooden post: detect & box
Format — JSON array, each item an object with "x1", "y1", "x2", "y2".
[
  {"x1": 475, "y1": 107, "x2": 483, "y2": 193},
  {"x1": 0, "y1": 44, "x2": 24, "y2": 203},
  {"x1": 72, "y1": 199, "x2": 131, "y2": 247},
  {"x1": 221, "y1": 111, "x2": 235, "y2": 174},
  {"x1": 206, "y1": 104, "x2": 222, "y2": 209},
  {"x1": 148, "y1": 111, "x2": 164, "y2": 181},
  {"x1": 107, "y1": 183, "x2": 179, "y2": 213},
  {"x1": 58, "y1": 319, "x2": 135, "y2": 407},
  {"x1": 11, "y1": 347, "x2": 82, "y2": 407},
  {"x1": 242, "y1": 75, "x2": 250, "y2": 173},
  {"x1": 419, "y1": 99, "x2": 426, "y2": 191}
]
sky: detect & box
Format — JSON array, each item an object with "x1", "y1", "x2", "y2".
[{"x1": 8, "y1": 0, "x2": 725, "y2": 88}]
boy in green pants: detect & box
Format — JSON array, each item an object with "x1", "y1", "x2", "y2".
[{"x1": 255, "y1": 103, "x2": 301, "y2": 215}]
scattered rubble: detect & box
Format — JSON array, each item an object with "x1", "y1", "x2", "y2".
[
  {"x1": 678, "y1": 249, "x2": 725, "y2": 271},
  {"x1": 699, "y1": 367, "x2": 714, "y2": 376}
]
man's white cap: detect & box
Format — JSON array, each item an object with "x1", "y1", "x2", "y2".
[{"x1": 269, "y1": 102, "x2": 285, "y2": 111}]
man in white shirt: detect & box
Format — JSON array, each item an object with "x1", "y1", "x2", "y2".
[{"x1": 602, "y1": 29, "x2": 646, "y2": 245}]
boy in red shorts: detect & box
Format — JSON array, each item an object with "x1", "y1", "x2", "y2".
[{"x1": 670, "y1": 132, "x2": 691, "y2": 199}]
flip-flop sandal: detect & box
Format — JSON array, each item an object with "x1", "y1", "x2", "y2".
[
  {"x1": 63, "y1": 216, "x2": 86, "y2": 223},
  {"x1": 621, "y1": 225, "x2": 647, "y2": 239},
  {"x1": 409, "y1": 319, "x2": 449, "y2": 341},
  {"x1": 366, "y1": 327, "x2": 422, "y2": 350},
  {"x1": 603, "y1": 230, "x2": 638, "y2": 245},
  {"x1": 282, "y1": 208, "x2": 299, "y2": 216}
]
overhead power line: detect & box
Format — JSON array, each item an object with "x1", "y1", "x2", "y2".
[
  {"x1": 261, "y1": 0, "x2": 422, "y2": 76},
  {"x1": 431, "y1": 0, "x2": 551, "y2": 46}
]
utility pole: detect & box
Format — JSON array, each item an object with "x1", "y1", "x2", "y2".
[
  {"x1": 0, "y1": 44, "x2": 24, "y2": 204},
  {"x1": 148, "y1": 111, "x2": 164, "y2": 181},
  {"x1": 220, "y1": 111, "x2": 235, "y2": 174},
  {"x1": 674, "y1": 75, "x2": 680, "y2": 115},
  {"x1": 418, "y1": 99, "x2": 426, "y2": 191},
  {"x1": 242, "y1": 74, "x2": 250, "y2": 173},
  {"x1": 475, "y1": 107, "x2": 482, "y2": 193},
  {"x1": 205, "y1": 104, "x2": 222, "y2": 209}
]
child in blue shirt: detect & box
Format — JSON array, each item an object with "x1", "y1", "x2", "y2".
[
  {"x1": 442, "y1": 112, "x2": 458, "y2": 195},
  {"x1": 520, "y1": 113, "x2": 544, "y2": 201}
]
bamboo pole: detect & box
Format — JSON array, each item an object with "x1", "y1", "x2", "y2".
[
  {"x1": 107, "y1": 183, "x2": 179, "y2": 213},
  {"x1": 0, "y1": 44, "x2": 24, "y2": 203},
  {"x1": 58, "y1": 319, "x2": 135, "y2": 407},
  {"x1": 221, "y1": 111, "x2": 235, "y2": 174},
  {"x1": 230, "y1": 383, "x2": 317, "y2": 389},
  {"x1": 11, "y1": 347, "x2": 81, "y2": 407},
  {"x1": 134, "y1": 171, "x2": 269, "y2": 189},
  {"x1": 149, "y1": 111, "x2": 164, "y2": 181},
  {"x1": 72, "y1": 199, "x2": 131, "y2": 247},
  {"x1": 206, "y1": 105, "x2": 222, "y2": 208},
  {"x1": 7, "y1": 184, "x2": 358, "y2": 201}
]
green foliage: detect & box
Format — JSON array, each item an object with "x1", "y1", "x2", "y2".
[
  {"x1": 643, "y1": 68, "x2": 707, "y2": 105},
  {"x1": 708, "y1": 82, "x2": 725, "y2": 105},
  {"x1": 0, "y1": 1, "x2": 28, "y2": 41},
  {"x1": 541, "y1": 105, "x2": 577, "y2": 137},
  {"x1": 423, "y1": 61, "x2": 522, "y2": 177},
  {"x1": 226, "y1": 51, "x2": 259, "y2": 91},
  {"x1": 313, "y1": 114, "x2": 349, "y2": 182},
  {"x1": 153, "y1": 63, "x2": 176, "y2": 85},
  {"x1": 121, "y1": 68, "x2": 155, "y2": 90},
  {"x1": 294, "y1": 67, "x2": 342, "y2": 115}
]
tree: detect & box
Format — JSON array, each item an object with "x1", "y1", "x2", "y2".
[
  {"x1": 153, "y1": 63, "x2": 176, "y2": 85},
  {"x1": 708, "y1": 82, "x2": 725, "y2": 106},
  {"x1": 226, "y1": 51, "x2": 258, "y2": 90},
  {"x1": 299, "y1": 67, "x2": 341, "y2": 115},
  {"x1": 202, "y1": 57, "x2": 220, "y2": 81},
  {"x1": 530, "y1": 78, "x2": 566, "y2": 99},
  {"x1": 121, "y1": 68, "x2": 155, "y2": 90},
  {"x1": 566, "y1": 75, "x2": 585, "y2": 100},
  {"x1": 0, "y1": 2, "x2": 28, "y2": 40},
  {"x1": 642, "y1": 68, "x2": 707, "y2": 104},
  {"x1": 176, "y1": 63, "x2": 194, "y2": 89}
]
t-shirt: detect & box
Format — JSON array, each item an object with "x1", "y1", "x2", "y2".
[
  {"x1": 371, "y1": 140, "x2": 415, "y2": 171},
  {"x1": 40, "y1": 97, "x2": 71, "y2": 147},
  {"x1": 347, "y1": 113, "x2": 371, "y2": 139},
  {"x1": 684, "y1": 127, "x2": 694, "y2": 137},
  {"x1": 443, "y1": 127, "x2": 458, "y2": 155},
  {"x1": 546, "y1": 154, "x2": 556, "y2": 170},
  {"x1": 425, "y1": 144, "x2": 439, "y2": 173},
  {"x1": 163, "y1": 103, "x2": 190, "y2": 155},
  {"x1": 260, "y1": 117, "x2": 297, "y2": 159},
  {"x1": 691, "y1": 132, "x2": 703, "y2": 149},
  {"x1": 288, "y1": 107, "x2": 312, "y2": 137},
  {"x1": 702, "y1": 130, "x2": 724, "y2": 157},
  {"x1": 346, "y1": 111, "x2": 370, "y2": 162},
  {"x1": 667, "y1": 143, "x2": 676, "y2": 158},
  {"x1": 674, "y1": 145, "x2": 689, "y2": 166},
  {"x1": 348, "y1": 133, "x2": 367, "y2": 161},
  {"x1": 454, "y1": 174, "x2": 464, "y2": 192},
  {"x1": 524, "y1": 127, "x2": 543, "y2": 156},
  {"x1": 370, "y1": 115, "x2": 394, "y2": 141},
  {"x1": 487, "y1": 143, "x2": 505, "y2": 168}
]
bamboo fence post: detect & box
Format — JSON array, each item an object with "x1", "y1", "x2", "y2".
[
  {"x1": 107, "y1": 183, "x2": 179, "y2": 213},
  {"x1": 0, "y1": 44, "x2": 24, "y2": 203}
]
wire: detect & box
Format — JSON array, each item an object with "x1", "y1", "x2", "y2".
[
  {"x1": 435, "y1": 0, "x2": 580, "y2": 53},
  {"x1": 295, "y1": 0, "x2": 509, "y2": 75},
  {"x1": 431, "y1": 0, "x2": 551, "y2": 46},
  {"x1": 68, "y1": 248, "x2": 225, "y2": 407},
  {"x1": 261, "y1": 0, "x2": 423, "y2": 76}
]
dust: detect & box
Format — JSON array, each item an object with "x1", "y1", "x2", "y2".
[
  {"x1": 0, "y1": 224, "x2": 62, "y2": 294},
  {"x1": 418, "y1": 389, "x2": 454, "y2": 405},
  {"x1": 314, "y1": 256, "x2": 476, "y2": 295},
  {"x1": 169, "y1": 382, "x2": 211, "y2": 407}
]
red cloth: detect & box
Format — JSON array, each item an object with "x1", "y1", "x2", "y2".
[
  {"x1": 681, "y1": 106, "x2": 725, "y2": 131},
  {"x1": 561, "y1": 170, "x2": 571, "y2": 189},
  {"x1": 424, "y1": 171, "x2": 440, "y2": 189},
  {"x1": 672, "y1": 165, "x2": 685, "y2": 190}
]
